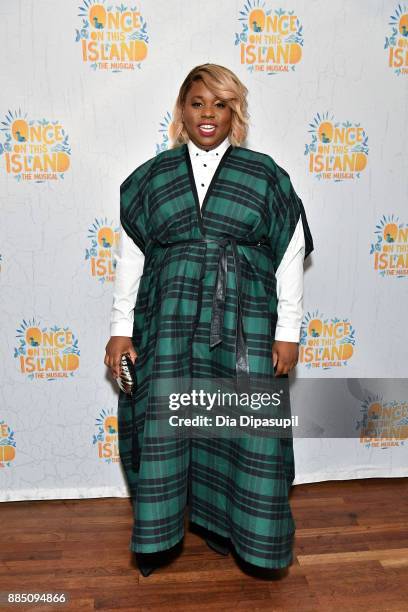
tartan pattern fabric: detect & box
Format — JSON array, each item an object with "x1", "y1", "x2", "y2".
[{"x1": 117, "y1": 143, "x2": 314, "y2": 568}]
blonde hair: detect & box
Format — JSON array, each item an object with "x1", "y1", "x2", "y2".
[{"x1": 168, "y1": 63, "x2": 249, "y2": 148}]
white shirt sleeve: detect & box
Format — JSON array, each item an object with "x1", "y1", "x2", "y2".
[
  {"x1": 274, "y1": 216, "x2": 305, "y2": 343},
  {"x1": 110, "y1": 223, "x2": 145, "y2": 337}
]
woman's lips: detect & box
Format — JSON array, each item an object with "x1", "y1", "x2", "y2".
[{"x1": 197, "y1": 124, "x2": 217, "y2": 137}]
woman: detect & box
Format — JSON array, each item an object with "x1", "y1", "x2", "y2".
[{"x1": 105, "y1": 63, "x2": 313, "y2": 577}]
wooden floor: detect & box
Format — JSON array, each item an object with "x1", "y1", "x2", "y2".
[{"x1": 1, "y1": 477, "x2": 408, "y2": 611}]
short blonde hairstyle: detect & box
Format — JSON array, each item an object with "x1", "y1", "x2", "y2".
[{"x1": 168, "y1": 63, "x2": 249, "y2": 148}]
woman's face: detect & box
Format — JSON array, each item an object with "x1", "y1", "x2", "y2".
[{"x1": 182, "y1": 79, "x2": 232, "y2": 150}]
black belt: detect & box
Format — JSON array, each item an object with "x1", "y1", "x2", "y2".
[{"x1": 151, "y1": 236, "x2": 269, "y2": 390}]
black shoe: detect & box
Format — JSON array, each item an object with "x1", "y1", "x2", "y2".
[
  {"x1": 135, "y1": 553, "x2": 157, "y2": 577},
  {"x1": 135, "y1": 540, "x2": 183, "y2": 577},
  {"x1": 205, "y1": 533, "x2": 230, "y2": 556},
  {"x1": 138, "y1": 562, "x2": 155, "y2": 577}
]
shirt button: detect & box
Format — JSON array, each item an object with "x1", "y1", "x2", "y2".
[
  {"x1": 216, "y1": 152, "x2": 219, "y2": 155},
  {"x1": 201, "y1": 183, "x2": 205, "y2": 187},
  {"x1": 203, "y1": 164, "x2": 207, "y2": 167}
]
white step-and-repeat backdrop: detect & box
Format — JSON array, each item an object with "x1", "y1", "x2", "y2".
[{"x1": 1, "y1": 1, "x2": 407, "y2": 501}]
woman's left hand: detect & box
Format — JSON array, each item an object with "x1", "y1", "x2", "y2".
[{"x1": 272, "y1": 340, "x2": 299, "y2": 376}]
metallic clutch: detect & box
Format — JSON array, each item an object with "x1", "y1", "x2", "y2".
[{"x1": 116, "y1": 353, "x2": 137, "y2": 395}]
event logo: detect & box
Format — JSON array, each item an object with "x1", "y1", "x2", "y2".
[
  {"x1": 14, "y1": 318, "x2": 80, "y2": 380},
  {"x1": 86, "y1": 217, "x2": 119, "y2": 283},
  {"x1": 75, "y1": 1, "x2": 149, "y2": 71},
  {"x1": 385, "y1": 3, "x2": 408, "y2": 75},
  {"x1": 305, "y1": 112, "x2": 368, "y2": 181},
  {"x1": 155, "y1": 112, "x2": 172, "y2": 155},
  {"x1": 299, "y1": 310, "x2": 356, "y2": 369},
  {"x1": 0, "y1": 421, "x2": 16, "y2": 468},
  {"x1": 371, "y1": 214, "x2": 408, "y2": 277},
  {"x1": 0, "y1": 110, "x2": 71, "y2": 182},
  {"x1": 234, "y1": 1, "x2": 303, "y2": 74},
  {"x1": 357, "y1": 396, "x2": 408, "y2": 449},
  {"x1": 92, "y1": 408, "x2": 120, "y2": 462}
]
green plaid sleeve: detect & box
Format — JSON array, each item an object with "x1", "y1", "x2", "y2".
[
  {"x1": 119, "y1": 156, "x2": 156, "y2": 254},
  {"x1": 266, "y1": 158, "x2": 314, "y2": 271}
]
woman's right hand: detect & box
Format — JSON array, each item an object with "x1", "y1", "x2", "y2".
[{"x1": 104, "y1": 336, "x2": 138, "y2": 380}]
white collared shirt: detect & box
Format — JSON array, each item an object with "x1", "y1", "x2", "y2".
[{"x1": 111, "y1": 136, "x2": 305, "y2": 342}]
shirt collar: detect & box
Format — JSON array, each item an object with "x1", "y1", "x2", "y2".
[{"x1": 187, "y1": 136, "x2": 230, "y2": 159}]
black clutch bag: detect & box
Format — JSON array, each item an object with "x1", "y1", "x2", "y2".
[{"x1": 116, "y1": 353, "x2": 137, "y2": 395}]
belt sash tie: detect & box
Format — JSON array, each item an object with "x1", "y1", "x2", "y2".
[{"x1": 151, "y1": 235, "x2": 269, "y2": 390}]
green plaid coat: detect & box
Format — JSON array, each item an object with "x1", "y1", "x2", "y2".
[{"x1": 117, "y1": 143, "x2": 313, "y2": 569}]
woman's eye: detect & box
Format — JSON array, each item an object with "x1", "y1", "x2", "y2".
[{"x1": 191, "y1": 101, "x2": 225, "y2": 108}]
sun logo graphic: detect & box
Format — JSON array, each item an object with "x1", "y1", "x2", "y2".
[
  {"x1": 0, "y1": 110, "x2": 71, "y2": 182},
  {"x1": 155, "y1": 111, "x2": 173, "y2": 155},
  {"x1": 75, "y1": 0, "x2": 149, "y2": 72},
  {"x1": 234, "y1": 0, "x2": 303, "y2": 74},
  {"x1": 299, "y1": 310, "x2": 356, "y2": 369},
  {"x1": 357, "y1": 396, "x2": 408, "y2": 449},
  {"x1": 86, "y1": 218, "x2": 119, "y2": 283},
  {"x1": 305, "y1": 112, "x2": 368, "y2": 181},
  {"x1": 0, "y1": 421, "x2": 16, "y2": 468},
  {"x1": 93, "y1": 408, "x2": 119, "y2": 462},
  {"x1": 371, "y1": 214, "x2": 408, "y2": 277},
  {"x1": 385, "y1": 3, "x2": 408, "y2": 75},
  {"x1": 14, "y1": 318, "x2": 80, "y2": 380}
]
